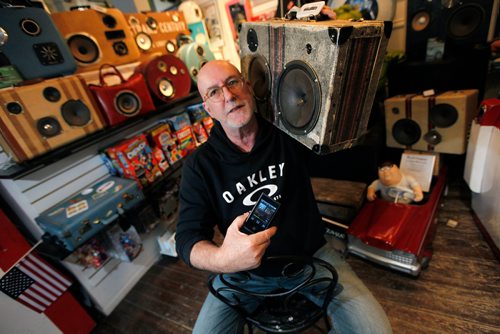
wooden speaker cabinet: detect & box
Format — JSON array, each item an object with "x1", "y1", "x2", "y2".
[{"x1": 0, "y1": 75, "x2": 106, "y2": 162}]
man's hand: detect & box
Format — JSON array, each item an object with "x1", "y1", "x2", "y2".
[{"x1": 189, "y1": 212, "x2": 277, "y2": 273}]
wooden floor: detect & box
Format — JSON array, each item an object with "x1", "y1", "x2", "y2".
[{"x1": 92, "y1": 176, "x2": 500, "y2": 334}]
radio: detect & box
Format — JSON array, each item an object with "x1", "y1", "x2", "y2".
[
  {"x1": 0, "y1": 75, "x2": 105, "y2": 162},
  {"x1": 51, "y1": 8, "x2": 141, "y2": 72},
  {"x1": 240, "y1": 19, "x2": 391, "y2": 154},
  {"x1": 124, "y1": 11, "x2": 190, "y2": 60},
  {"x1": 0, "y1": 6, "x2": 77, "y2": 80}
]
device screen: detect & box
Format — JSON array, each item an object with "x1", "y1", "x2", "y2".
[{"x1": 242, "y1": 193, "x2": 280, "y2": 234}]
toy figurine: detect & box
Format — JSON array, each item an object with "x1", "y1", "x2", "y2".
[{"x1": 367, "y1": 162, "x2": 424, "y2": 204}]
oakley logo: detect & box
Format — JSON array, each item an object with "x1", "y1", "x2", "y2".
[{"x1": 242, "y1": 184, "x2": 278, "y2": 206}]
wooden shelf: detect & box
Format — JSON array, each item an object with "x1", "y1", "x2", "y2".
[{"x1": 0, "y1": 92, "x2": 201, "y2": 179}]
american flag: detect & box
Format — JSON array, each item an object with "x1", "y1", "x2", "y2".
[{"x1": 0, "y1": 253, "x2": 72, "y2": 313}]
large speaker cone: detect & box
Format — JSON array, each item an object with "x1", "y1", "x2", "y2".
[
  {"x1": 392, "y1": 119, "x2": 421, "y2": 146},
  {"x1": 277, "y1": 60, "x2": 321, "y2": 134},
  {"x1": 430, "y1": 103, "x2": 458, "y2": 127},
  {"x1": 247, "y1": 55, "x2": 271, "y2": 102},
  {"x1": 114, "y1": 91, "x2": 141, "y2": 116},
  {"x1": 446, "y1": 3, "x2": 484, "y2": 40},
  {"x1": 37, "y1": 117, "x2": 62, "y2": 138},
  {"x1": 68, "y1": 34, "x2": 100, "y2": 64},
  {"x1": 61, "y1": 99, "x2": 91, "y2": 126}
]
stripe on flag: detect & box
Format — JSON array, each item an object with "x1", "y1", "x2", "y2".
[{"x1": 0, "y1": 253, "x2": 71, "y2": 313}]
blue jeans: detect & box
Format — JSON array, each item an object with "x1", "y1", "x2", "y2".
[{"x1": 193, "y1": 236, "x2": 392, "y2": 334}]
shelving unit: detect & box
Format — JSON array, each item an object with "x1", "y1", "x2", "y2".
[{"x1": 0, "y1": 94, "x2": 201, "y2": 315}]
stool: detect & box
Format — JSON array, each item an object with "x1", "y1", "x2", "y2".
[{"x1": 207, "y1": 256, "x2": 338, "y2": 333}]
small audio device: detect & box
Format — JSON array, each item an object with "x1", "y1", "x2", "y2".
[{"x1": 241, "y1": 193, "x2": 280, "y2": 235}]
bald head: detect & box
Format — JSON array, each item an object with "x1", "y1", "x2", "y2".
[{"x1": 197, "y1": 60, "x2": 242, "y2": 97}]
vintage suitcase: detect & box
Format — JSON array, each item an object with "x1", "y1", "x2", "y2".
[
  {"x1": 384, "y1": 89, "x2": 479, "y2": 154},
  {"x1": 240, "y1": 19, "x2": 392, "y2": 154},
  {"x1": 0, "y1": 74, "x2": 106, "y2": 163},
  {"x1": 36, "y1": 176, "x2": 145, "y2": 252}
]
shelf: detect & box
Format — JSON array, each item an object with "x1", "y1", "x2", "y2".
[{"x1": 0, "y1": 92, "x2": 202, "y2": 179}]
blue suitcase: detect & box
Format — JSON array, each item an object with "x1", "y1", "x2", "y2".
[{"x1": 36, "y1": 177, "x2": 144, "y2": 252}]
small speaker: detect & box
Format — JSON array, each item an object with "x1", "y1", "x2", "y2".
[
  {"x1": 0, "y1": 7, "x2": 77, "y2": 80},
  {"x1": 51, "y1": 8, "x2": 141, "y2": 72},
  {"x1": 124, "y1": 11, "x2": 190, "y2": 60},
  {"x1": 0, "y1": 75, "x2": 105, "y2": 162},
  {"x1": 384, "y1": 90, "x2": 479, "y2": 154},
  {"x1": 176, "y1": 41, "x2": 215, "y2": 83},
  {"x1": 240, "y1": 19, "x2": 391, "y2": 154},
  {"x1": 136, "y1": 54, "x2": 191, "y2": 105}
]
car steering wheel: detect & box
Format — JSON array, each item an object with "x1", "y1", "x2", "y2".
[{"x1": 386, "y1": 187, "x2": 415, "y2": 202}]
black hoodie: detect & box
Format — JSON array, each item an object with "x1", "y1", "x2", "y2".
[{"x1": 175, "y1": 113, "x2": 326, "y2": 275}]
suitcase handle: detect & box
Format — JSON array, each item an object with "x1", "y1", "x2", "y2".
[
  {"x1": 101, "y1": 207, "x2": 126, "y2": 225},
  {"x1": 101, "y1": 213, "x2": 119, "y2": 225}
]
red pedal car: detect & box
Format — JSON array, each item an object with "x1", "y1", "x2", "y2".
[{"x1": 347, "y1": 167, "x2": 447, "y2": 276}]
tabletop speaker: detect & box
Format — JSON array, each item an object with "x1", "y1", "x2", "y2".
[
  {"x1": 384, "y1": 89, "x2": 479, "y2": 154},
  {"x1": 51, "y1": 8, "x2": 141, "y2": 72},
  {"x1": 176, "y1": 41, "x2": 215, "y2": 83},
  {"x1": 406, "y1": 0, "x2": 496, "y2": 61},
  {"x1": 0, "y1": 6, "x2": 77, "y2": 80},
  {"x1": 0, "y1": 75, "x2": 105, "y2": 162},
  {"x1": 136, "y1": 54, "x2": 191, "y2": 105},
  {"x1": 240, "y1": 19, "x2": 391, "y2": 154},
  {"x1": 124, "y1": 11, "x2": 190, "y2": 60}
]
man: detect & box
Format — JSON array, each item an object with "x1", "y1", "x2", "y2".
[{"x1": 175, "y1": 60, "x2": 392, "y2": 333}]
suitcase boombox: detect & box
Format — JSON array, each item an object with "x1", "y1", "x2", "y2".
[
  {"x1": 36, "y1": 176, "x2": 145, "y2": 252},
  {"x1": 124, "y1": 11, "x2": 190, "y2": 60},
  {"x1": 384, "y1": 89, "x2": 479, "y2": 154},
  {"x1": 0, "y1": 6, "x2": 77, "y2": 80},
  {"x1": 0, "y1": 75, "x2": 106, "y2": 162},
  {"x1": 51, "y1": 8, "x2": 141, "y2": 72},
  {"x1": 239, "y1": 19, "x2": 391, "y2": 154}
]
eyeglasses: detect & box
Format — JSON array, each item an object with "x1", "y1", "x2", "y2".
[
  {"x1": 204, "y1": 77, "x2": 245, "y2": 102},
  {"x1": 378, "y1": 163, "x2": 394, "y2": 171}
]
